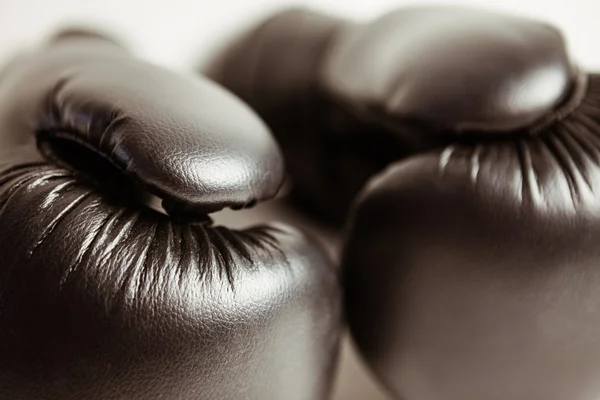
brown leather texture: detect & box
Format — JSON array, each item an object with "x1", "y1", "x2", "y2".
[
  {"x1": 205, "y1": 5, "x2": 600, "y2": 400},
  {"x1": 0, "y1": 32, "x2": 341, "y2": 399}
]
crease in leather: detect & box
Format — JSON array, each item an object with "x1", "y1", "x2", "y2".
[
  {"x1": 425, "y1": 75, "x2": 600, "y2": 214},
  {"x1": 0, "y1": 160, "x2": 289, "y2": 293}
]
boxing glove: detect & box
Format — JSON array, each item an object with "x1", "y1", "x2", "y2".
[
  {"x1": 0, "y1": 30, "x2": 341, "y2": 399},
  {"x1": 203, "y1": 8, "x2": 357, "y2": 223},
  {"x1": 205, "y1": 5, "x2": 600, "y2": 400}
]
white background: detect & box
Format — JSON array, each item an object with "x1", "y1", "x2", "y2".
[
  {"x1": 1, "y1": 0, "x2": 599, "y2": 399},
  {"x1": 2, "y1": 0, "x2": 600, "y2": 70}
]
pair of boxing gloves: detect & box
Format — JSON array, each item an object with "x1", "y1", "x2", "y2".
[{"x1": 0, "y1": 5, "x2": 598, "y2": 400}]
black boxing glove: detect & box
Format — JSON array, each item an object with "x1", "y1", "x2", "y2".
[
  {"x1": 0, "y1": 30, "x2": 341, "y2": 400},
  {"x1": 204, "y1": 5, "x2": 600, "y2": 400}
]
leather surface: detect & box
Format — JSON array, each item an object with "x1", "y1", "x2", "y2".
[
  {"x1": 322, "y1": 5, "x2": 575, "y2": 133},
  {"x1": 205, "y1": 5, "x2": 600, "y2": 400},
  {"x1": 344, "y1": 74, "x2": 600, "y2": 400},
  {"x1": 203, "y1": 6, "x2": 577, "y2": 224},
  {"x1": 204, "y1": 8, "x2": 356, "y2": 223},
  {"x1": 0, "y1": 32, "x2": 283, "y2": 215},
  {"x1": 0, "y1": 31, "x2": 341, "y2": 399}
]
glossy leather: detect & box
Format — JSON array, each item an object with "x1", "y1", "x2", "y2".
[
  {"x1": 0, "y1": 31, "x2": 341, "y2": 399},
  {"x1": 344, "y1": 74, "x2": 600, "y2": 399},
  {"x1": 205, "y1": 5, "x2": 600, "y2": 400},
  {"x1": 204, "y1": 8, "x2": 353, "y2": 223},
  {"x1": 203, "y1": 6, "x2": 577, "y2": 223},
  {"x1": 322, "y1": 6, "x2": 575, "y2": 133}
]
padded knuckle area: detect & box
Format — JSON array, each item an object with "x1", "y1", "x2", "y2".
[
  {"x1": 0, "y1": 37, "x2": 285, "y2": 218},
  {"x1": 322, "y1": 6, "x2": 576, "y2": 133}
]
